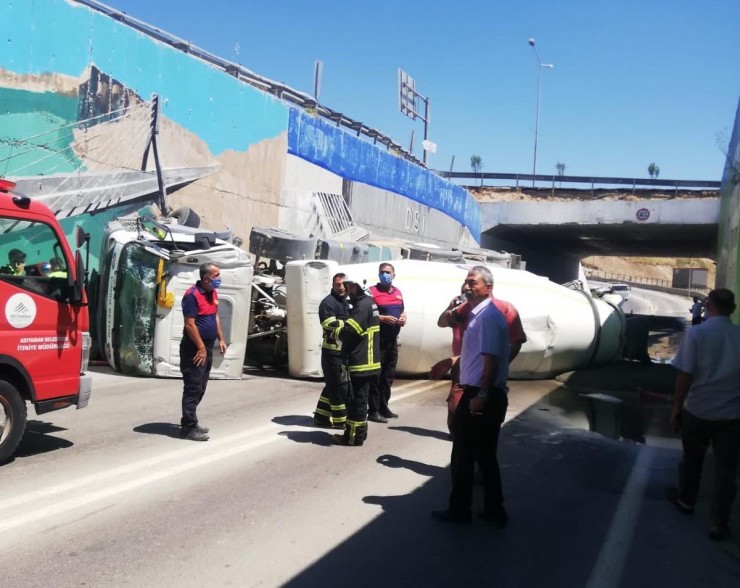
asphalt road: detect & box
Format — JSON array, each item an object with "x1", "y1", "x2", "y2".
[
  {"x1": 1, "y1": 366, "x2": 739, "y2": 587},
  {"x1": 589, "y1": 281, "x2": 694, "y2": 318}
]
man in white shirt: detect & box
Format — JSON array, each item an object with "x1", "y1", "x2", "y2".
[
  {"x1": 432, "y1": 266, "x2": 510, "y2": 525},
  {"x1": 670, "y1": 288, "x2": 740, "y2": 541}
]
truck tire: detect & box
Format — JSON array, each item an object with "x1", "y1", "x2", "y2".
[
  {"x1": 166, "y1": 207, "x2": 201, "y2": 228},
  {"x1": 0, "y1": 380, "x2": 27, "y2": 465}
]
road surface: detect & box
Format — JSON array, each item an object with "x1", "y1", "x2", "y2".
[{"x1": 1, "y1": 367, "x2": 738, "y2": 587}]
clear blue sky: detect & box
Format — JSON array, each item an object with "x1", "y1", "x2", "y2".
[{"x1": 105, "y1": 0, "x2": 739, "y2": 180}]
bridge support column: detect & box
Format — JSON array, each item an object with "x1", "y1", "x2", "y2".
[{"x1": 482, "y1": 235, "x2": 582, "y2": 284}]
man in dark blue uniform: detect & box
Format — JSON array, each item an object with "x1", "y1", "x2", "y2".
[
  {"x1": 180, "y1": 262, "x2": 227, "y2": 441},
  {"x1": 368, "y1": 262, "x2": 406, "y2": 422}
]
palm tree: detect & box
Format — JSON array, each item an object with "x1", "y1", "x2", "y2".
[
  {"x1": 648, "y1": 162, "x2": 660, "y2": 179},
  {"x1": 556, "y1": 162, "x2": 566, "y2": 187},
  {"x1": 470, "y1": 155, "x2": 483, "y2": 187}
]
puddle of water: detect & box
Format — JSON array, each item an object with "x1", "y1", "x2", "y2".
[{"x1": 535, "y1": 385, "x2": 676, "y2": 445}]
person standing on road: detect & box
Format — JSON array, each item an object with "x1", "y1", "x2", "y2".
[
  {"x1": 332, "y1": 274, "x2": 380, "y2": 447},
  {"x1": 670, "y1": 288, "x2": 740, "y2": 541},
  {"x1": 431, "y1": 279, "x2": 526, "y2": 437},
  {"x1": 432, "y1": 266, "x2": 510, "y2": 525},
  {"x1": 179, "y1": 262, "x2": 227, "y2": 442},
  {"x1": 690, "y1": 296, "x2": 704, "y2": 326},
  {"x1": 313, "y1": 272, "x2": 350, "y2": 429},
  {"x1": 368, "y1": 263, "x2": 406, "y2": 423}
]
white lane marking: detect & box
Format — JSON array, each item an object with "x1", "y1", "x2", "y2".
[
  {"x1": 585, "y1": 447, "x2": 653, "y2": 588},
  {"x1": 0, "y1": 423, "x2": 280, "y2": 513},
  {"x1": 1, "y1": 381, "x2": 448, "y2": 533},
  {"x1": 0, "y1": 427, "x2": 285, "y2": 534},
  {"x1": 391, "y1": 380, "x2": 448, "y2": 400}
]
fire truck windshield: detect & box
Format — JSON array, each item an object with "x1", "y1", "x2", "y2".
[{"x1": 0, "y1": 217, "x2": 71, "y2": 299}]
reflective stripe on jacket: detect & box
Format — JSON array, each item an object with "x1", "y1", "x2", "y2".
[
  {"x1": 319, "y1": 290, "x2": 349, "y2": 352},
  {"x1": 341, "y1": 292, "x2": 381, "y2": 375}
]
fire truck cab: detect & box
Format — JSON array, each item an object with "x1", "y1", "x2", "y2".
[{"x1": 0, "y1": 179, "x2": 91, "y2": 464}]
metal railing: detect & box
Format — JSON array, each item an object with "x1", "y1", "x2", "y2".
[
  {"x1": 72, "y1": 1, "x2": 424, "y2": 167},
  {"x1": 584, "y1": 268, "x2": 711, "y2": 295},
  {"x1": 437, "y1": 171, "x2": 720, "y2": 193}
]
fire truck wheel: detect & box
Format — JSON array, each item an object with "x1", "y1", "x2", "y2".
[{"x1": 0, "y1": 380, "x2": 27, "y2": 465}]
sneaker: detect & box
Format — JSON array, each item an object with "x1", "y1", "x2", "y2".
[
  {"x1": 368, "y1": 411, "x2": 388, "y2": 424},
  {"x1": 194, "y1": 424, "x2": 209, "y2": 434},
  {"x1": 431, "y1": 509, "x2": 472, "y2": 524},
  {"x1": 181, "y1": 427, "x2": 209, "y2": 442},
  {"x1": 331, "y1": 434, "x2": 363, "y2": 447},
  {"x1": 381, "y1": 409, "x2": 399, "y2": 419}
]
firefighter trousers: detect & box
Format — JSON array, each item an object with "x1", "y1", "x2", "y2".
[
  {"x1": 340, "y1": 373, "x2": 376, "y2": 445},
  {"x1": 314, "y1": 351, "x2": 348, "y2": 426}
]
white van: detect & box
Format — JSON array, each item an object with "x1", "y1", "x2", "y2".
[{"x1": 609, "y1": 283, "x2": 631, "y2": 300}]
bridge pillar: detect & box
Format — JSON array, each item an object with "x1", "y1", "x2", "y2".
[{"x1": 482, "y1": 235, "x2": 582, "y2": 284}]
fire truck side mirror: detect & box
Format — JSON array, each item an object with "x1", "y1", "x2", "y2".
[
  {"x1": 75, "y1": 226, "x2": 90, "y2": 248},
  {"x1": 70, "y1": 250, "x2": 86, "y2": 305}
]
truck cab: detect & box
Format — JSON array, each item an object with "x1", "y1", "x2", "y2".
[{"x1": 0, "y1": 179, "x2": 91, "y2": 464}]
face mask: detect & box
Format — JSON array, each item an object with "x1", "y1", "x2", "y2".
[
  {"x1": 210, "y1": 278, "x2": 222, "y2": 289},
  {"x1": 379, "y1": 272, "x2": 392, "y2": 286}
]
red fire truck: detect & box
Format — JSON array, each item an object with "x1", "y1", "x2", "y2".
[{"x1": 0, "y1": 179, "x2": 92, "y2": 464}]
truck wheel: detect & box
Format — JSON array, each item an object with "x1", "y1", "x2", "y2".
[
  {"x1": 0, "y1": 380, "x2": 27, "y2": 465},
  {"x1": 166, "y1": 207, "x2": 201, "y2": 228}
]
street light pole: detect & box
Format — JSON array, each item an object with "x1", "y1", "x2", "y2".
[{"x1": 528, "y1": 38, "x2": 553, "y2": 188}]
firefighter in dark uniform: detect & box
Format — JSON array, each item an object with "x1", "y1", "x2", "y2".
[
  {"x1": 332, "y1": 274, "x2": 380, "y2": 447},
  {"x1": 0, "y1": 248, "x2": 27, "y2": 275},
  {"x1": 313, "y1": 272, "x2": 350, "y2": 428}
]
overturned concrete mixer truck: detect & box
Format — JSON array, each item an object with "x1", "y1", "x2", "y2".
[
  {"x1": 285, "y1": 259, "x2": 626, "y2": 380},
  {"x1": 95, "y1": 221, "x2": 626, "y2": 380}
]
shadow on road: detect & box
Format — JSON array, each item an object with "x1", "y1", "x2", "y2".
[
  {"x1": 387, "y1": 425, "x2": 450, "y2": 442},
  {"x1": 133, "y1": 422, "x2": 182, "y2": 438},
  {"x1": 283, "y1": 389, "x2": 740, "y2": 587},
  {"x1": 278, "y1": 430, "x2": 334, "y2": 446},
  {"x1": 377, "y1": 453, "x2": 443, "y2": 478},
  {"x1": 13, "y1": 420, "x2": 73, "y2": 459},
  {"x1": 272, "y1": 415, "x2": 316, "y2": 427}
]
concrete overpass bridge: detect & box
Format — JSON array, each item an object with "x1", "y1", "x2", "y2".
[{"x1": 438, "y1": 172, "x2": 722, "y2": 283}]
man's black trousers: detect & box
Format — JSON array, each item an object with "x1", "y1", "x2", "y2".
[
  {"x1": 369, "y1": 335, "x2": 397, "y2": 415},
  {"x1": 449, "y1": 386, "x2": 508, "y2": 516},
  {"x1": 678, "y1": 409, "x2": 740, "y2": 526},
  {"x1": 180, "y1": 340, "x2": 213, "y2": 431}
]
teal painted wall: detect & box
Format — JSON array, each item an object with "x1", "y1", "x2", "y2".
[
  {"x1": 4, "y1": 0, "x2": 288, "y2": 154},
  {"x1": 1, "y1": 0, "x2": 479, "y2": 240}
]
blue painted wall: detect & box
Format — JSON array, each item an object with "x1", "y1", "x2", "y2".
[{"x1": 288, "y1": 110, "x2": 480, "y2": 238}]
